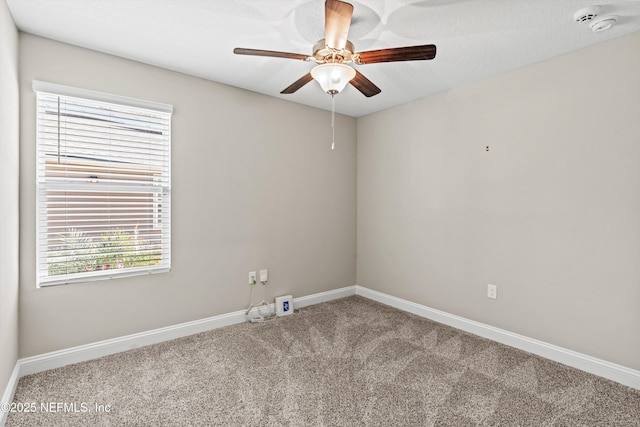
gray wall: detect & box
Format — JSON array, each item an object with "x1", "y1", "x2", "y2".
[
  {"x1": 19, "y1": 34, "x2": 357, "y2": 357},
  {"x1": 357, "y1": 32, "x2": 640, "y2": 371},
  {"x1": 13, "y1": 24, "x2": 640, "y2": 375},
  {"x1": 0, "y1": 0, "x2": 19, "y2": 398}
]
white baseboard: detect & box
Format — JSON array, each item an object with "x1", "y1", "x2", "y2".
[
  {"x1": 1, "y1": 285, "x2": 357, "y2": 423},
  {"x1": 4, "y1": 282, "x2": 637, "y2": 420},
  {"x1": 247, "y1": 286, "x2": 356, "y2": 320},
  {"x1": 18, "y1": 309, "x2": 247, "y2": 378},
  {"x1": 0, "y1": 363, "x2": 20, "y2": 426},
  {"x1": 355, "y1": 286, "x2": 640, "y2": 390},
  {"x1": 17, "y1": 285, "x2": 357, "y2": 379},
  {"x1": 294, "y1": 285, "x2": 356, "y2": 309},
  {"x1": 1, "y1": 284, "x2": 358, "y2": 422}
]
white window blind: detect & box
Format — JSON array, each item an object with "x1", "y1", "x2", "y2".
[{"x1": 35, "y1": 82, "x2": 172, "y2": 286}]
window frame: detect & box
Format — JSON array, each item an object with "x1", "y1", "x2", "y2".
[{"x1": 33, "y1": 81, "x2": 173, "y2": 287}]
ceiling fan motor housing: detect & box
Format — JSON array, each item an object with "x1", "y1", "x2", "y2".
[{"x1": 313, "y1": 39, "x2": 355, "y2": 64}]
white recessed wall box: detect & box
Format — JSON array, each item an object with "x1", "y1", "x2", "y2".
[{"x1": 275, "y1": 295, "x2": 294, "y2": 316}]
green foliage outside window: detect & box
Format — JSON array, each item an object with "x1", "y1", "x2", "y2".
[{"x1": 48, "y1": 228, "x2": 162, "y2": 277}]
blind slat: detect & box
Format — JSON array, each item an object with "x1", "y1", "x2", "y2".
[{"x1": 36, "y1": 86, "x2": 172, "y2": 287}]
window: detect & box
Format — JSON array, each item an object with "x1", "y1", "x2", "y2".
[{"x1": 34, "y1": 81, "x2": 172, "y2": 286}]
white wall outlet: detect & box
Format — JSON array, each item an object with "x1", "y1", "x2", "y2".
[
  {"x1": 487, "y1": 284, "x2": 497, "y2": 299},
  {"x1": 248, "y1": 271, "x2": 257, "y2": 285},
  {"x1": 275, "y1": 295, "x2": 293, "y2": 316},
  {"x1": 259, "y1": 269, "x2": 268, "y2": 283}
]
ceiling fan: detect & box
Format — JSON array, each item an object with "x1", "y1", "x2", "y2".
[{"x1": 233, "y1": 0, "x2": 437, "y2": 98}]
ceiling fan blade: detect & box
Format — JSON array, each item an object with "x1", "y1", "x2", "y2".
[
  {"x1": 356, "y1": 44, "x2": 437, "y2": 64},
  {"x1": 281, "y1": 73, "x2": 314, "y2": 94},
  {"x1": 325, "y1": 0, "x2": 353, "y2": 50},
  {"x1": 350, "y1": 70, "x2": 381, "y2": 97},
  {"x1": 233, "y1": 48, "x2": 309, "y2": 61}
]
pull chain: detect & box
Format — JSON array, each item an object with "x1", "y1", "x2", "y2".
[{"x1": 331, "y1": 93, "x2": 336, "y2": 150}]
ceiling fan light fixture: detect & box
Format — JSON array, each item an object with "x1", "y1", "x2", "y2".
[{"x1": 311, "y1": 63, "x2": 356, "y2": 95}]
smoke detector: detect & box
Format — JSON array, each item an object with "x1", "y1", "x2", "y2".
[
  {"x1": 574, "y1": 6, "x2": 600, "y2": 23},
  {"x1": 574, "y1": 6, "x2": 618, "y2": 33},
  {"x1": 590, "y1": 15, "x2": 618, "y2": 33}
]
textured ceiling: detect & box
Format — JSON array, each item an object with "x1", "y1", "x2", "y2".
[{"x1": 6, "y1": 0, "x2": 640, "y2": 117}]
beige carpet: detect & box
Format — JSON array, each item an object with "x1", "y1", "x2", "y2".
[{"x1": 7, "y1": 296, "x2": 640, "y2": 426}]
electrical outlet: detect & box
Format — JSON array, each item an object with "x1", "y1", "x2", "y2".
[
  {"x1": 259, "y1": 269, "x2": 268, "y2": 283},
  {"x1": 248, "y1": 271, "x2": 257, "y2": 285},
  {"x1": 487, "y1": 284, "x2": 497, "y2": 299}
]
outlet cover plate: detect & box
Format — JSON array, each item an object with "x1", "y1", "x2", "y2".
[
  {"x1": 259, "y1": 269, "x2": 268, "y2": 283},
  {"x1": 487, "y1": 284, "x2": 497, "y2": 299}
]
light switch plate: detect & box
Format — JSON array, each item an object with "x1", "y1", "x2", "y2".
[{"x1": 275, "y1": 295, "x2": 293, "y2": 316}]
